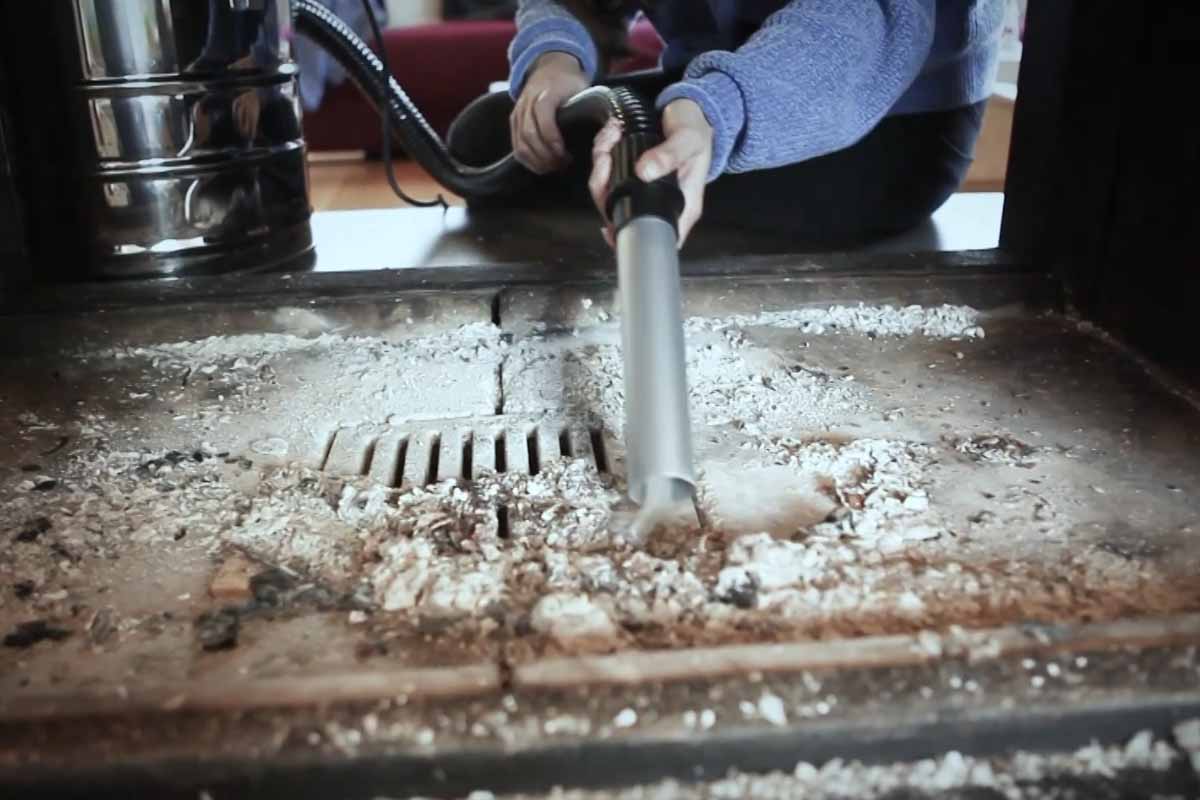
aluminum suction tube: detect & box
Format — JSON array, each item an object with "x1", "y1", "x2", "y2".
[{"x1": 558, "y1": 93, "x2": 696, "y2": 533}]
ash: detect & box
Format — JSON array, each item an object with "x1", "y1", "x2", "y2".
[
  {"x1": 93, "y1": 324, "x2": 504, "y2": 369},
  {"x1": 4, "y1": 303, "x2": 1197, "y2": 661},
  {"x1": 499, "y1": 729, "x2": 1186, "y2": 800},
  {"x1": 684, "y1": 303, "x2": 985, "y2": 340},
  {"x1": 505, "y1": 326, "x2": 864, "y2": 437}
]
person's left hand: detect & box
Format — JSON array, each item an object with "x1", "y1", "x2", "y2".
[
  {"x1": 588, "y1": 97, "x2": 713, "y2": 248},
  {"x1": 233, "y1": 90, "x2": 261, "y2": 140}
]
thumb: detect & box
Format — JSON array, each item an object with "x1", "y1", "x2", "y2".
[{"x1": 636, "y1": 137, "x2": 692, "y2": 183}]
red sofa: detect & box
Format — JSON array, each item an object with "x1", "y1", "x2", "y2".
[{"x1": 302, "y1": 19, "x2": 664, "y2": 152}]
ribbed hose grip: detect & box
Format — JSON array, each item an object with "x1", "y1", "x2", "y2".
[
  {"x1": 556, "y1": 87, "x2": 685, "y2": 233},
  {"x1": 607, "y1": 132, "x2": 686, "y2": 233}
]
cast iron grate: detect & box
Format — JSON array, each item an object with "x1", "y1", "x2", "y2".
[{"x1": 318, "y1": 420, "x2": 618, "y2": 488}]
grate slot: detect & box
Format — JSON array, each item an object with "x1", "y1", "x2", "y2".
[
  {"x1": 461, "y1": 431, "x2": 474, "y2": 479},
  {"x1": 367, "y1": 431, "x2": 408, "y2": 487},
  {"x1": 426, "y1": 433, "x2": 442, "y2": 486},
  {"x1": 589, "y1": 428, "x2": 609, "y2": 473},
  {"x1": 317, "y1": 430, "x2": 337, "y2": 470},
  {"x1": 393, "y1": 436, "x2": 409, "y2": 487},
  {"x1": 361, "y1": 439, "x2": 378, "y2": 476},
  {"x1": 489, "y1": 431, "x2": 504, "y2": 474},
  {"x1": 526, "y1": 429, "x2": 541, "y2": 476},
  {"x1": 322, "y1": 421, "x2": 619, "y2": 486}
]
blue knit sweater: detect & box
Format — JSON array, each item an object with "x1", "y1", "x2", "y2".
[{"x1": 509, "y1": 0, "x2": 1004, "y2": 181}]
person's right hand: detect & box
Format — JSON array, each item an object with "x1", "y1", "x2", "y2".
[{"x1": 511, "y1": 52, "x2": 589, "y2": 174}]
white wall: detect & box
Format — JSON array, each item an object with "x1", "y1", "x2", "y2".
[{"x1": 385, "y1": 0, "x2": 441, "y2": 25}]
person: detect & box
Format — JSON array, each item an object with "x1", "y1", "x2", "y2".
[
  {"x1": 293, "y1": 0, "x2": 388, "y2": 113},
  {"x1": 447, "y1": 0, "x2": 1005, "y2": 248}
]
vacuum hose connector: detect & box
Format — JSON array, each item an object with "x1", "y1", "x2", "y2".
[{"x1": 554, "y1": 87, "x2": 686, "y2": 231}]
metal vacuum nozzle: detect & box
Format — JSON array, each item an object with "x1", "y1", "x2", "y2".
[
  {"x1": 616, "y1": 216, "x2": 697, "y2": 536},
  {"x1": 555, "y1": 88, "x2": 698, "y2": 537}
]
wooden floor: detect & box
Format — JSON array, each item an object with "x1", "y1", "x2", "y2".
[
  {"x1": 308, "y1": 155, "x2": 465, "y2": 211},
  {"x1": 308, "y1": 96, "x2": 1014, "y2": 211}
]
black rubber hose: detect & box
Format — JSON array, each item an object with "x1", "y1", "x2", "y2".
[
  {"x1": 291, "y1": 0, "x2": 659, "y2": 201},
  {"x1": 293, "y1": 0, "x2": 528, "y2": 198}
]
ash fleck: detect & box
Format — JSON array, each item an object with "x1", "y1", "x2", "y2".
[{"x1": 948, "y1": 434, "x2": 1040, "y2": 468}]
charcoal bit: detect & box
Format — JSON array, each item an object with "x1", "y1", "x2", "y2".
[
  {"x1": 15, "y1": 517, "x2": 52, "y2": 543},
  {"x1": 4, "y1": 620, "x2": 72, "y2": 648},
  {"x1": 290, "y1": 585, "x2": 341, "y2": 611},
  {"x1": 88, "y1": 607, "x2": 117, "y2": 645},
  {"x1": 195, "y1": 608, "x2": 240, "y2": 651},
  {"x1": 716, "y1": 574, "x2": 759, "y2": 610},
  {"x1": 249, "y1": 567, "x2": 297, "y2": 609},
  {"x1": 50, "y1": 542, "x2": 76, "y2": 562}
]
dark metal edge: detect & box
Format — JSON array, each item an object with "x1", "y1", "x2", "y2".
[
  {"x1": 3, "y1": 691, "x2": 1197, "y2": 800},
  {"x1": 2, "y1": 249, "x2": 1026, "y2": 316}
]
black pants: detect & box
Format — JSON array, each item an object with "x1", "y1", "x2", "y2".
[{"x1": 447, "y1": 70, "x2": 986, "y2": 247}]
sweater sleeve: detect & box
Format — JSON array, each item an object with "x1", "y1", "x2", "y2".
[
  {"x1": 656, "y1": 0, "x2": 937, "y2": 181},
  {"x1": 508, "y1": 0, "x2": 600, "y2": 99}
]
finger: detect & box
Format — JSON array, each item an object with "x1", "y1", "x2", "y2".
[
  {"x1": 592, "y1": 118, "x2": 622, "y2": 157},
  {"x1": 524, "y1": 90, "x2": 560, "y2": 169},
  {"x1": 509, "y1": 103, "x2": 521, "y2": 153},
  {"x1": 636, "y1": 134, "x2": 700, "y2": 183},
  {"x1": 531, "y1": 90, "x2": 567, "y2": 162},
  {"x1": 602, "y1": 224, "x2": 615, "y2": 249},
  {"x1": 510, "y1": 102, "x2": 534, "y2": 169},
  {"x1": 588, "y1": 151, "x2": 612, "y2": 219},
  {"x1": 675, "y1": 164, "x2": 706, "y2": 247},
  {"x1": 521, "y1": 94, "x2": 558, "y2": 172},
  {"x1": 512, "y1": 96, "x2": 553, "y2": 172}
]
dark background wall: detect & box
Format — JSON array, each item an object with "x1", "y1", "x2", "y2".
[{"x1": 1002, "y1": 1, "x2": 1200, "y2": 376}]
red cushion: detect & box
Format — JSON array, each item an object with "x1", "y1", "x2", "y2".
[
  {"x1": 621, "y1": 18, "x2": 665, "y2": 72},
  {"x1": 303, "y1": 19, "x2": 664, "y2": 152}
]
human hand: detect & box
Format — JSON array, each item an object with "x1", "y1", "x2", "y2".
[
  {"x1": 230, "y1": 54, "x2": 257, "y2": 71},
  {"x1": 588, "y1": 98, "x2": 713, "y2": 248},
  {"x1": 511, "y1": 52, "x2": 590, "y2": 174},
  {"x1": 233, "y1": 90, "x2": 261, "y2": 140}
]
